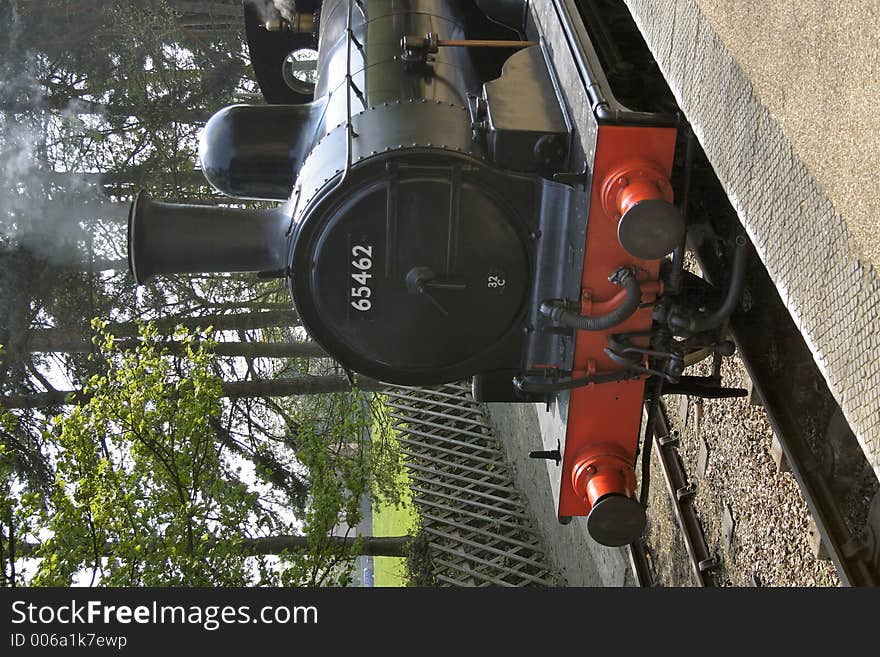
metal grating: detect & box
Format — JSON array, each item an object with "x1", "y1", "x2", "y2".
[{"x1": 383, "y1": 382, "x2": 559, "y2": 586}]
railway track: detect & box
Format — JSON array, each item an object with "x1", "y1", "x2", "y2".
[
  {"x1": 627, "y1": 163, "x2": 880, "y2": 587},
  {"x1": 692, "y1": 229, "x2": 880, "y2": 586},
  {"x1": 628, "y1": 399, "x2": 718, "y2": 587}
]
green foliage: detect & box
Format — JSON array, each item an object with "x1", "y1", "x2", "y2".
[
  {"x1": 370, "y1": 402, "x2": 420, "y2": 586},
  {"x1": 0, "y1": 345, "x2": 34, "y2": 587},
  {"x1": 404, "y1": 533, "x2": 437, "y2": 587},
  {"x1": 277, "y1": 392, "x2": 404, "y2": 587},
  {"x1": 2, "y1": 327, "x2": 407, "y2": 587},
  {"x1": 26, "y1": 322, "x2": 280, "y2": 586},
  {"x1": 3, "y1": 0, "x2": 407, "y2": 586}
]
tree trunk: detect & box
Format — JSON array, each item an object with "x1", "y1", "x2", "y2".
[
  {"x1": 222, "y1": 376, "x2": 387, "y2": 400},
  {"x1": 240, "y1": 534, "x2": 412, "y2": 558},
  {"x1": 56, "y1": 258, "x2": 129, "y2": 272},
  {"x1": 27, "y1": 335, "x2": 327, "y2": 359},
  {"x1": 197, "y1": 302, "x2": 292, "y2": 311},
  {"x1": 168, "y1": 1, "x2": 243, "y2": 18},
  {"x1": 17, "y1": 535, "x2": 413, "y2": 558},
  {"x1": 31, "y1": 310, "x2": 300, "y2": 342},
  {"x1": 48, "y1": 169, "x2": 209, "y2": 192},
  {"x1": 0, "y1": 375, "x2": 387, "y2": 409}
]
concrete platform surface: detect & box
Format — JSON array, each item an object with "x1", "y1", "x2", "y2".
[{"x1": 624, "y1": 0, "x2": 880, "y2": 479}]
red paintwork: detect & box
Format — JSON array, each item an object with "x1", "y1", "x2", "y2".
[
  {"x1": 600, "y1": 160, "x2": 674, "y2": 220},
  {"x1": 570, "y1": 442, "x2": 638, "y2": 509},
  {"x1": 581, "y1": 280, "x2": 663, "y2": 316},
  {"x1": 558, "y1": 124, "x2": 677, "y2": 518}
]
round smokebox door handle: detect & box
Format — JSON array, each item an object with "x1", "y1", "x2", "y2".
[
  {"x1": 405, "y1": 267, "x2": 469, "y2": 317},
  {"x1": 404, "y1": 266, "x2": 446, "y2": 317},
  {"x1": 423, "y1": 279, "x2": 467, "y2": 291}
]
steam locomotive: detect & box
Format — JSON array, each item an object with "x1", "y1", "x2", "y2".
[{"x1": 128, "y1": 0, "x2": 747, "y2": 547}]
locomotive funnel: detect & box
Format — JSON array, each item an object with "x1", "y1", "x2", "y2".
[{"x1": 127, "y1": 191, "x2": 289, "y2": 284}]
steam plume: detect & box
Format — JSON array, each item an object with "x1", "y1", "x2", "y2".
[{"x1": 0, "y1": 0, "x2": 122, "y2": 268}]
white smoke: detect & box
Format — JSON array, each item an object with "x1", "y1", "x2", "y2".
[
  {"x1": 246, "y1": 0, "x2": 297, "y2": 23},
  {"x1": 0, "y1": 0, "x2": 121, "y2": 267}
]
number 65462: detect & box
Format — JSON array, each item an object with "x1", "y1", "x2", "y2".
[{"x1": 350, "y1": 245, "x2": 373, "y2": 311}]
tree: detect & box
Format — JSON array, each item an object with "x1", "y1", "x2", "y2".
[
  {"x1": 17, "y1": 534, "x2": 413, "y2": 559},
  {"x1": 29, "y1": 310, "x2": 301, "y2": 343},
  {"x1": 27, "y1": 335, "x2": 326, "y2": 358},
  {"x1": 1, "y1": 1, "x2": 417, "y2": 588},
  {"x1": 21, "y1": 323, "x2": 272, "y2": 586},
  {"x1": 1, "y1": 0, "x2": 281, "y2": 407},
  {"x1": 0, "y1": 381, "x2": 26, "y2": 587},
  {"x1": 5, "y1": 322, "x2": 402, "y2": 586},
  {"x1": 0, "y1": 374, "x2": 387, "y2": 409}
]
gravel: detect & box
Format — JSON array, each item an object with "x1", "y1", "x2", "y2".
[{"x1": 645, "y1": 353, "x2": 841, "y2": 587}]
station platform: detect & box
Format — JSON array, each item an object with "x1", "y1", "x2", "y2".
[{"x1": 622, "y1": 0, "x2": 880, "y2": 479}]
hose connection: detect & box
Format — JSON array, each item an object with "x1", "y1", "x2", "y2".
[{"x1": 540, "y1": 266, "x2": 642, "y2": 332}]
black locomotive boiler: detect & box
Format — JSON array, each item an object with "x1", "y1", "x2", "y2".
[
  {"x1": 128, "y1": 0, "x2": 747, "y2": 546},
  {"x1": 132, "y1": 0, "x2": 579, "y2": 387}
]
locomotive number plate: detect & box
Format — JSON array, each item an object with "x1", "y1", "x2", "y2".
[{"x1": 349, "y1": 243, "x2": 373, "y2": 312}]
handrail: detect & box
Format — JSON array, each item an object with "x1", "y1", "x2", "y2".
[{"x1": 327, "y1": 0, "x2": 359, "y2": 199}]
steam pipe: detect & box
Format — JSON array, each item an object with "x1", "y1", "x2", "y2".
[
  {"x1": 667, "y1": 127, "x2": 696, "y2": 295},
  {"x1": 513, "y1": 368, "x2": 638, "y2": 393},
  {"x1": 540, "y1": 267, "x2": 641, "y2": 331},
  {"x1": 127, "y1": 191, "x2": 289, "y2": 284},
  {"x1": 669, "y1": 235, "x2": 749, "y2": 334}
]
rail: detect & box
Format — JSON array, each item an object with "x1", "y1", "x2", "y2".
[{"x1": 694, "y1": 239, "x2": 879, "y2": 586}]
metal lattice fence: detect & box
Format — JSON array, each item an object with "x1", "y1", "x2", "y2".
[{"x1": 383, "y1": 382, "x2": 559, "y2": 586}]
